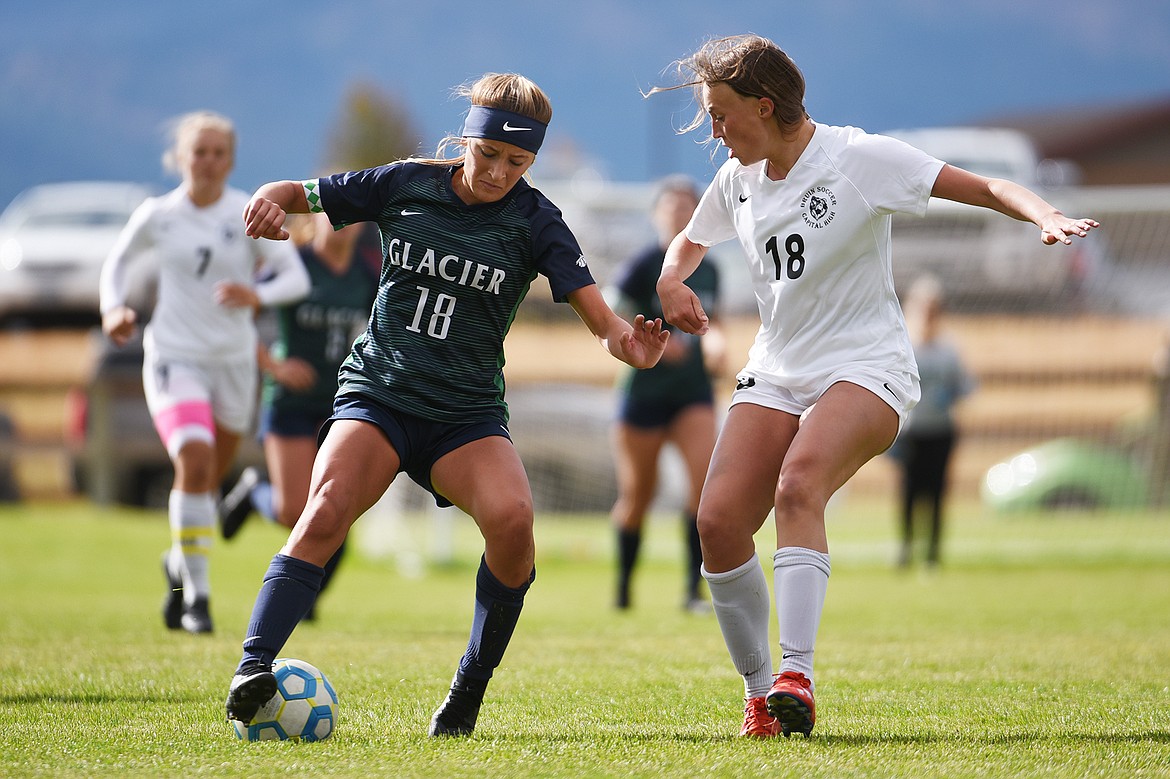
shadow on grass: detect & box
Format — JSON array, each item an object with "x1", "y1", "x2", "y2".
[
  {"x1": 814, "y1": 730, "x2": 1170, "y2": 747},
  {"x1": 465, "y1": 729, "x2": 1170, "y2": 747},
  {"x1": 0, "y1": 691, "x2": 205, "y2": 705}
]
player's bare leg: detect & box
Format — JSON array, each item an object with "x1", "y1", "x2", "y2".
[
  {"x1": 226, "y1": 421, "x2": 397, "y2": 724},
  {"x1": 427, "y1": 437, "x2": 536, "y2": 736},
  {"x1": 610, "y1": 422, "x2": 665, "y2": 608}
]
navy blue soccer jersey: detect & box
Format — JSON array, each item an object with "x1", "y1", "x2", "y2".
[
  {"x1": 262, "y1": 244, "x2": 378, "y2": 417},
  {"x1": 613, "y1": 244, "x2": 720, "y2": 404},
  {"x1": 315, "y1": 162, "x2": 595, "y2": 423}
]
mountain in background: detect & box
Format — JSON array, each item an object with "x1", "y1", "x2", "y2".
[{"x1": 3, "y1": 1, "x2": 1169, "y2": 209}]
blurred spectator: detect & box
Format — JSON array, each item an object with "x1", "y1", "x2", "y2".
[
  {"x1": 0, "y1": 410, "x2": 18, "y2": 502},
  {"x1": 889, "y1": 275, "x2": 975, "y2": 568}
]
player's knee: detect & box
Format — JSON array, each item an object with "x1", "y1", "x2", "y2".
[
  {"x1": 774, "y1": 469, "x2": 826, "y2": 516},
  {"x1": 298, "y1": 487, "x2": 356, "y2": 544},
  {"x1": 695, "y1": 505, "x2": 738, "y2": 549},
  {"x1": 493, "y1": 505, "x2": 534, "y2": 546},
  {"x1": 174, "y1": 442, "x2": 215, "y2": 490},
  {"x1": 614, "y1": 490, "x2": 654, "y2": 524},
  {"x1": 480, "y1": 496, "x2": 533, "y2": 545}
]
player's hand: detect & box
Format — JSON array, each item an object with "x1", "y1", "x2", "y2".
[
  {"x1": 214, "y1": 281, "x2": 261, "y2": 310},
  {"x1": 1039, "y1": 214, "x2": 1099, "y2": 245},
  {"x1": 618, "y1": 314, "x2": 669, "y2": 369},
  {"x1": 660, "y1": 332, "x2": 690, "y2": 364},
  {"x1": 101, "y1": 305, "x2": 137, "y2": 347},
  {"x1": 243, "y1": 197, "x2": 290, "y2": 241},
  {"x1": 270, "y1": 357, "x2": 317, "y2": 392},
  {"x1": 656, "y1": 275, "x2": 709, "y2": 336}
]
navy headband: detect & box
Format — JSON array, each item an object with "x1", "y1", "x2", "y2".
[{"x1": 461, "y1": 104, "x2": 547, "y2": 154}]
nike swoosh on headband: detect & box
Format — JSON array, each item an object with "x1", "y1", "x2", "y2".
[{"x1": 463, "y1": 105, "x2": 547, "y2": 153}]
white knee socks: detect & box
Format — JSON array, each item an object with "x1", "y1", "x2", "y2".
[
  {"x1": 168, "y1": 490, "x2": 215, "y2": 603},
  {"x1": 703, "y1": 553, "x2": 774, "y2": 698},
  {"x1": 773, "y1": 546, "x2": 831, "y2": 690}
]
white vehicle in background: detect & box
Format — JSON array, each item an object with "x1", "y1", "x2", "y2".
[
  {"x1": 886, "y1": 126, "x2": 1106, "y2": 312},
  {"x1": 0, "y1": 181, "x2": 153, "y2": 324}
]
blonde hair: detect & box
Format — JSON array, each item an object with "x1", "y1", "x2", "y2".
[
  {"x1": 162, "y1": 110, "x2": 236, "y2": 174},
  {"x1": 412, "y1": 73, "x2": 553, "y2": 166},
  {"x1": 649, "y1": 34, "x2": 808, "y2": 137}
]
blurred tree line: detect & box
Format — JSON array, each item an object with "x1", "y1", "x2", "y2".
[{"x1": 320, "y1": 82, "x2": 422, "y2": 173}]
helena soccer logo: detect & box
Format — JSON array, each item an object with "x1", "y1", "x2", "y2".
[{"x1": 800, "y1": 186, "x2": 837, "y2": 228}]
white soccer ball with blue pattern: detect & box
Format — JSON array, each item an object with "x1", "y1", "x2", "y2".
[{"x1": 231, "y1": 658, "x2": 339, "y2": 742}]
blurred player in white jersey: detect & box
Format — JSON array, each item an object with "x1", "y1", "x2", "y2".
[
  {"x1": 99, "y1": 111, "x2": 309, "y2": 634},
  {"x1": 651, "y1": 34, "x2": 1098, "y2": 738}
]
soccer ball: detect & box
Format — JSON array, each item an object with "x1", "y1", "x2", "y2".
[{"x1": 231, "y1": 658, "x2": 339, "y2": 742}]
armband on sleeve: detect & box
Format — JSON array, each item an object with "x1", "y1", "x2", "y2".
[{"x1": 302, "y1": 180, "x2": 324, "y2": 213}]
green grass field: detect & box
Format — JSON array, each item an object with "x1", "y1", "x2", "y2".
[{"x1": 2, "y1": 497, "x2": 1169, "y2": 778}]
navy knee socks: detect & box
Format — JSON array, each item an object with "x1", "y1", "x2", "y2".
[
  {"x1": 456, "y1": 555, "x2": 535, "y2": 683},
  {"x1": 236, "y1": 554, "x2": 324, "y2": 673}
]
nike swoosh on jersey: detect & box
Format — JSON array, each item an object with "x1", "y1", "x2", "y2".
[
  {"x1": 502, "y1": 122, "x2": 531, "y2": 131},
  {"x1": 400, "y1": 209, "x2": 423, "y2": 216},
  {"x1": 738, "y1": 194, "x2": 749, "y2": 203}
]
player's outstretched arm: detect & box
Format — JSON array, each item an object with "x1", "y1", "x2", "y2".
[
  {"x1": 931, "y1": 164, "x2": 1099, "y2": 245},
  {"x1": 243, "y1": 180, "x2": 311, "y2": 241},
  {"x1": 568, "y1": 284, "x2": 668, "y2": 369}
]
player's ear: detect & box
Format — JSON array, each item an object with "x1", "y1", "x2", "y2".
[{"x1": 757, "y1": 97, "x2": 774, "y2": 120}]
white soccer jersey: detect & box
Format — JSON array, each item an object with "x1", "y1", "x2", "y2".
[
  {"x1": 686, "y1": 123, "x2": 945, "y2": 394},
  {"x1": 100, "y1": 186, "x2": 308, "y2": 363}
]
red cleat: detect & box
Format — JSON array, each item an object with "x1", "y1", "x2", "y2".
[
  {"x1": 765, "y1": 671, "x2": 816, "y2": 737},
  {"x1": 739, "y1": 696, "x2": 782, "y2": 738}
]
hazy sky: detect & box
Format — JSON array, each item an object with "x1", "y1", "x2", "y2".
[{"x1": 2, "y1": 0, "x2": 1168, "y2": 207}]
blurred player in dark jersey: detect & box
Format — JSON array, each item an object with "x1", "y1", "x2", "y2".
[
  {"x1": 608, "y1": 175, "x2": 725, "y2": 613},
  {"x1": 218, "y1": 211, "x2": 376, "y2": 620}
]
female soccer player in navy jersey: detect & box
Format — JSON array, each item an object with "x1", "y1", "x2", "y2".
[
  {"x1": 100, "y1": 111, "x2": 309, "y2": 636},
  {"x1": 223, "y1": 73, "x2": 668, "y2": 737},
  {"x1": 650, "y1": 35, "x2": 1098, "y2": 738},
  {"x1": 608, "y1": 174, "x2": 725, "y2": 614}
]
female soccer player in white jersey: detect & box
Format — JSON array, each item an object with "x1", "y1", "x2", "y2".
[
  {"x1": 651, "y1": 35, "x2": 1099, "y2": 738},
  {"x1": 99, "y1": 111, "x2": 309, "y2": 635},
  {"x1": 222, "y1": 73, "x2": 668, "y2": 738}
]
